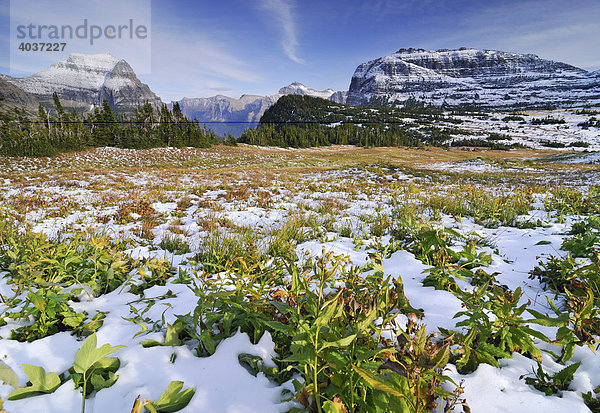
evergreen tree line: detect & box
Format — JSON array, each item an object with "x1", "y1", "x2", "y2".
[
  {"x1": 238, "y1": 123, "x2": 431, "y2": 149},
  {"x1": 0, "y1": 93, "x2": 217, "y2": 157},
  {"x1": 238, "y1": 94, "x2": 456, "y2": 149}
]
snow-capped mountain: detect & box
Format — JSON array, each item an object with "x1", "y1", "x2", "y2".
[
  {"x1": 346, "y1": 48, "x2": 600, "y2": 108},
  {"x1": 277, "y1": 82, "x2": 336, "y2": 100},
  {"x1": 3, "y1": 53, "x2": 161, "y2": 112},
  {"x1": 173, "y1": 82, "x2": 345, "y2": 136}
]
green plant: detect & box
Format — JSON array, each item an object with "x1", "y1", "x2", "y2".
[
  {"x1": 268, "y1": 214, "x2": 319, "y2": 261},
  {"x1": 530, "y1": 254, "x2": 585, "y2": 295},
  {"x1": 5, "y1": 334, "x2": 124, "y2": 413},
  {"x1": 8, "y1": 364, "x2": 61, "y2": 400},
  {"x1": 7, "y1": 287, "x2": 87, "y2": 341},
  {"x1": 0, "y1": 361, "x2": 19, "y2": 389},
  {"x1": 521, "y1": 361, "x2": 580, "y2": 396},
  {"x1": 194, "y1": 229, "x2": 263, "y2": 275},
  {"x1": 131, "y1": 381, "x2": 195, "y2": 413},
  {"x1": 544, "y1": 186, "x2": 600, "y2": 216},
  {"x1": 562, "y1": 232, "x2": 598, "y2": 258},
  {"x1": 530, "y1": 291, "x2": 600, "y2": 361},
  {"x1": 353, "y1": 320, "x2": 464, "y2": 413},
  {"x1": 0, "y1": 230, "x2": 138, "y2": 297},
  {"x1": 443, "y1": 284, "x2": 547, "y2": 373},
  {"x1": 71, "y1": 333, "x2": 125, "y2": 413},
  {"x1": 128, "y1": 258, "x2": 173, "y2": 295},
  {"x1": 158, "y1": 234, "x2": 191, "y2": 254},
  {"x1": 583, "y1": 385, "x2": 600, "y2": 412},
  {"x1": 255, "y1": 252, "x2": 441, "y2": 412},
  {"x1": 141, "y1": 319, "x2": 187, "y2": 348}
]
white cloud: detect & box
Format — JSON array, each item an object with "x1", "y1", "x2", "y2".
[
  {"x1": 147, "y1": 27, "x2": 261, "y2": 101},
  {"x1": 427, "y1": 0, "x2": 600, "y2": 71},
  {"x1": 259, "y1": 0, "x2": 304, "y2": 64}
]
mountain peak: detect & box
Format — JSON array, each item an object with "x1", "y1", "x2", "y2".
[
  {"x1": 4, "y1": 52, "x2": 161, "y2": 111},
  {"x1": 277, "y1": 83, "x2": 336, "y2": 99},
  {"x1": 63, "y1": 52, "x2": 121, "y2": 71}
]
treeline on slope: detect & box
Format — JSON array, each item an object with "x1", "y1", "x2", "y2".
[
  {"x1": 237, "y1": 95, "x2": 464, "y2": 148},
  {"x1": 0, "y1": 93, "x2": 217, "y2": 157}
]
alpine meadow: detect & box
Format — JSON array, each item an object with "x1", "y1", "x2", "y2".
[{"x1": 1, "y1": 1, "x2": 600, "y2": 412}]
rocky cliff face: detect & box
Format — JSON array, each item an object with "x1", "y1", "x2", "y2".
[
  {"x1": 329, "y1": 91, "x2": 348, "y2": 104},
  {"x1": 3, "y1": 53, "x2": 161, "y2": 112},
  {"x1": 346, "y1": 48, "x2": 600, "y2": 108},
  {"x1": 0, "y1": 77, "x2": 39, "y2": 111},
  {"x1": 174, "y1": 82, "x2": 345, "y2": 136}
]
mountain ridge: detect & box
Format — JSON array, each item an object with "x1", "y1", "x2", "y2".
[
  {"x1": 172, "y1": 82, "x2": 346, "y2": 136},
  {"x1": 346, "y1": 48, "x2": 600, "y2": 108}
]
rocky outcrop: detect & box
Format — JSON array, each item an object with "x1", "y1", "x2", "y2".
[
  {"x1": 0, "y1": 77, "x2": 39, "y2": 110},
  {"x1": 329, "y1": 91, "x2": 347, "y2": 104},
  {"x1": 346, "y1": 48, "x2": 600, "y2": 108}
]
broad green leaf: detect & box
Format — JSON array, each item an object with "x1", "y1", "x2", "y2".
[
  {"x1": 269, "y1": 301, "x2": 293, "y2": 315},
  {"x1": 8, "y1": 364, "x2": 61, "y2": 400},
  {"x1": 90, "y1": 357, "x2": 120, "y2": 372},
  {"x1": 476, "y1": 348, "x2": 501, "y2": 367},
  {"x1": 0, "y1": 361, "x2": 19, "y2": 389},
  {"x1": 61, "y1": 311, "x2": 86, "y2": 328},
  {"x1": 261, "y1": 320, "x2": 294, "y2": 335},
  {"x1": 323, "y1": 399, "x2": 348, "y2": 413},
  {"x1": 141, "y1": 340, "x2": 163, "y2": 348},
  {"x1": 562, "y1": 342, "x2": 575, "y2": 362},
  {"x1": 315, "y1": 296, "x2": 341, "y2": 328},
  {"x1": 200, "y1": 330, "x2": 216, "y2": 355},
  {"x1": 546, "y1": 297, "x2": 561, "y2": 316},
  {"x1": 28, "y1": 291, "x2": 45, "y2": 313},
  {"x1": 579, "y1": 290, "x2": 595, "y2": 319},
  {"x1": 164, "y1": 321, "x2": 184, "y2": 346},
  {"x1": 478, "y1": 342, "x2": 511, "y2": 359},
  {"x1": 520, "y1": 326, "x2": 550, "y2": 343},
  {"x1": 90, "y1": 371, "x2": 118, "y2": 391},
  {"x1": 151, "y1": 381, "x2": 195, "y2": 412},
  {"x1": 352, "y1": 366, "x2": 405, "y2": 399},
  {"x1": 430, "y1": 345, "x2": 450, "y2": 369},
  {"x1": 320, "y1": 334, "x2": 357, "y2": 351},
  {"x1": 526, "y1": 309, "x2": 567, "y2": 327},
  {"x1": 73, "y1": 334, "x2": 125, "y2": 374},
  {"x1": 555, "y1": 361, "x2": 580, "y2": 384},
  {"x1": 356, "y1": 310, "x2": 378, "y2": 333},
  {"x1": 415, "y1": 327, "x2": 427, "y2": 352}
]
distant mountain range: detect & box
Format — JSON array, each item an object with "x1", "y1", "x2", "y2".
[
  {"x1": 1, "y1": 49, "x2": 600, "y2": 135},
  {"x1": 347, "y1": 48, "x2": 600, "y2": 108},
  {"x1": 0, "y1": 54, "x2": 346, "y2": 135},
  {"x1": 171, "y1": 82, "x2": 347, "y2": 136}
]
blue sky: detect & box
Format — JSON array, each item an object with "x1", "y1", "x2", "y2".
[{"x1": 1, "y1": 0, "x2": 600, "y2": 102}]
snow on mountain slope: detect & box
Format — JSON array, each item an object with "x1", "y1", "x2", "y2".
[
  {"x1": 4, "y1": 53, "x2": 161, "y2": 111},
  {"x1": 277, "y1": 82, "x2": 336, "y2": 100},
  {"x1": 346, "y1": 48, "x2": 600, "y2": 108}
]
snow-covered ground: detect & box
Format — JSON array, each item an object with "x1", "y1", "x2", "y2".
[
  {"x1": 451, "y1": 108, "x2": 600, "y2": 151},
  {"x1": 0, "y1": 145, "x2": 599, "y2": 412}
]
